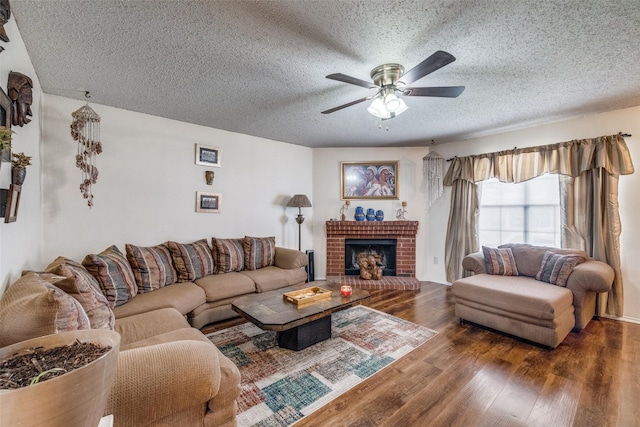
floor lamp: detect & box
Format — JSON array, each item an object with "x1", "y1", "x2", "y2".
[{"x1": 287, "y1": 194, "x2": 312, "y2": 251}]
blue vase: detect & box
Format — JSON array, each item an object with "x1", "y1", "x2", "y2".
[
  {"x1": 354, "y1": 206, "x2": 365, "y2": 221},
  {"x1": 375, "y1": 210, "x2": 384, "y2": 221},
  {"x1": 366, "y1": 208, "x2": 375, "y2": 221}
]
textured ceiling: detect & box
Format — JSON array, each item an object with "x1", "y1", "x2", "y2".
[{"x1": 8, "y1": 0, "x2": 640, "y2": 148}]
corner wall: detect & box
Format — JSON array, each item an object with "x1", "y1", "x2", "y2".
[
  {"x1": 425, "y1": 106, "x2": 640, "y2": 323},
  {"x1": 311, "y1": 147, "x2": 434, "y2": 282},
  {"x1": 41, "y1": 95, "x2": 313, "y2": 265},
  {"x1": 0, "y1": 16, "x2": 44, "y2": 292}
]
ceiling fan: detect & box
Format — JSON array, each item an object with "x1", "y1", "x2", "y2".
[{"x1": 321, "y1": 50, "x2": 464, "y2": 120}]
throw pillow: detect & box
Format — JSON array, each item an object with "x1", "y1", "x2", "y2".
[
  {"x1": 125, "y1": 243, "x2": 178, "y2": 292},
  {"x1": 211, "y1": 238, "x2": 245, "y2": 273},
  {"x1": 535, "y1": 251, "x2": 586, "y2": 287},
  {"x1": 46, "y1": 256, "x2": 115, "y2": 330},
  {"x1": 482, "y1": 246, "x2": 519, "y2": 276},
  {"x1": 167, "y1": 239, "x2": 215, "y2": 282},
  {"x1": 0, "y1": 272, "x2": 91, "y2": 348},
  {"x1": 82, "y1": 245, "x2": 138, "y2": 307},
  {"x1": 243, "y1": 236, "x2": 276, "y2": 271}
]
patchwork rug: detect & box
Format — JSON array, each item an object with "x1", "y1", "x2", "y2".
[{"x1": 207, "y1": 305, "x2": 438, "y2": 426}]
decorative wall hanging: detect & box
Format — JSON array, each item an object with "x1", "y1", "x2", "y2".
[
  {"x1": 0, "y1": 86, "x2": 11, "y2": 162},
  {"x1": 196, "y1": 192, "x2": 221, "y2": 213},
  {"x1": 70, "y1": 93, "x2": 102, "y2": 208},
  {"x1": 7, "y1": 72, "x2": 32, "y2": 127},
  {"x1": 0, "y1": 0, "x2": 10, "y2": 43},
  {"x1": 195, "y1": 144, "x2": 221, "y2": 167},
  {"x1": 341, "y1": 161, "x2": 398, "y2": 200},
  {"x1": 10, "y1": 151, "x2": 30, "y2": 185},
  {"x1": 2, "y1": 183, "x2": 20, "y2": 223},
  {"x1": 423, "y1": 151, "x2": 445, "y2": 208},
  {"x1": 205, "y1": 170, "x2": 214, "y2": 185}
]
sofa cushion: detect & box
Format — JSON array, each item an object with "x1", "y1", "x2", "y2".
[
  {"x1": 115, "y1": 307, "x2": 191, "y2": 346},
  {"x1": 168, "y1": 239, "x2": 215, "y2": 282},
  {"x1": 452, "y1": 274, "x2": 574, "y2": 321},
  {"x1": 194, "y1": 272, "x2": 256, "y2": 302},
  {"x1": 121, "y1": 327, "x2": 213, "y2": 351},
  {"x1": 499, "y1": 243, "x2": 588, "y2": 277},
  {"x1": 112, "y1": 282, "x2": 206, "y2": 319},
  {"x1": 82, "y1": 245, "x2": 138, "y2": 307},
  {"x1": 125, "y1": 243, "x2": 178, "y2": 292},
  {"x1": 243, "y1": 236, "x2": 275, "y2": 270},
  {"x1": 482, "y1": 246, "x2": 519, "y2": 276},
  {"x1": 211, "y1": 238, "x2": 244, "y2": 273},
  {"x1": 536, "y1": 251, "x2": 586, "y2": 287},
  {"x1": 239, "y1": 265, "x2": 307, "y2": 292},
  {"x1": 0, "y1": 272, "x2": 91, "y2": 347},
  {"x1": 46, "y1": 256, "x2": 115, "y2": 330}
]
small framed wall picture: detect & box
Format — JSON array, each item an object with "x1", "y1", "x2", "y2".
[
  {"x1": 196, "y1": 192, "x2": 221, "y2": 213},
  {"x1": 195, "y1": 144, "x2": 221, "y2": 167}
]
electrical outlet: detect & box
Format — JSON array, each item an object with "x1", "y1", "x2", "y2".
[{"x1": 433, "y1": 257, "x2": 438, "y2": 264}]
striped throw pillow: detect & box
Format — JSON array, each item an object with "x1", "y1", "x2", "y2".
[
  {"x1": 167, "y1": 239, "x2": 215, "y2": 282},
  {"x1": 482, "y1": 246, "x2": 519, "y2": 276},
  {"x1": 0, "y1": 273, "x2": 91, "y2": 347},
  {"x1": 535, "y1": 251, "x2": 585, "y2": 287},
  {"x1": 82, "y1": 246, "x2": 138, "y2": 308},
  {"x1": 126, "y1": 243, "x2": 178, "y2": 292},
  {"x1": 46, "y1": 256, "x2": 115, "y2": 330},
  {"x1": 243, "y1": 236, "x2": 276, "y2": 271},
  {"x1": 211, "y1": 238, "x2": 245, "y2": 273}
]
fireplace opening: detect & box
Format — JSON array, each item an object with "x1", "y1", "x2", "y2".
[{"x1": 344, "y1": 239, "x2": 397, "y2": 276}]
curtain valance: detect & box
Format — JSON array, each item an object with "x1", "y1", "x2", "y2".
[{"x1": 443, "y1": 134, "x2": 634, "y2": 185}]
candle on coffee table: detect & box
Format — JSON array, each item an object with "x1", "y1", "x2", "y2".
[{"x1": 341, "y1": 285, "x2": 352, "y2": 297}]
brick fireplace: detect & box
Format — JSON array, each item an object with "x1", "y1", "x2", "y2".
[{"x1": 325, "y1": 220, "x2": 419, "y2": 290}]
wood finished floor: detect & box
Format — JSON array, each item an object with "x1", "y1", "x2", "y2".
[{"x1": 202, "y1": 282, "x2": 640, "y2": 427}]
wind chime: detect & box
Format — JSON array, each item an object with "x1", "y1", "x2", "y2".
[
  {"x1": 70, "y1": 92, "x2": 102, "y2": 208},
  {"x1": 423, "y1": 151, "x2": 445, "y2": 208}
]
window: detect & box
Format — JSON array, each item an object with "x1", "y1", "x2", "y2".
[{"x1": 478, "y1": 174, "x2": 561, "y2": 248}]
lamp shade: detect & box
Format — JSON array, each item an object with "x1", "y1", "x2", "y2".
[{"x1": 287, "y1": 194, "x2": 312, "y2": 208}]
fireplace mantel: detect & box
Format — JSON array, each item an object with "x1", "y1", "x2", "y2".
[{"x1": 325, "y1": 220, "x2": 419, "y2": 278}]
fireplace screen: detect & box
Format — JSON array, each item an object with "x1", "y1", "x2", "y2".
[{"x1": 344, "y1": 239, "x2": 397, "y2": 276}]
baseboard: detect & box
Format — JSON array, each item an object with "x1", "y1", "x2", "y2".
[{"x1": 602, "y1": 314, "x2": 640, "y2": 325}]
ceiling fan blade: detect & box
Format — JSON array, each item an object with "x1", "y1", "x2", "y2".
[
  {"x1": 402, "y1": 86, "x2": 465, "y2": 98},
  {"x1": 321, "y1": 97, "x2": 371, "y2": 114},
  {"x1": 398, "y1": 50, "x2": 457, "y2": 86},
  {"x1": 326, "y1": 73, "x2": 377, "y2": 89}
]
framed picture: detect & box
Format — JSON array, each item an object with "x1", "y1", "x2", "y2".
[
  {"x1": 0, "y1": 86, "x2": 11, "y2": 162},
  {"x1": 196, "y1": 191, "x2": 221, "y2": 213},
  {"x1": 341, "y1": 161, "x2": 399, "y2": 200},
  {"x1": 195, "y1": 144, "x2": 221, "y2": 167},
  {"x1": 3, "y1": 184, "x2": 21, "y2": 223}
]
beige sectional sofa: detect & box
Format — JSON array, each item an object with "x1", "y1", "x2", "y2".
[
  {"x1": 0, "y1": 236, "x2": 308, "y2": 427},
  {"x1": 451, "y1": 243, "x2": 615, "y2": 348}
]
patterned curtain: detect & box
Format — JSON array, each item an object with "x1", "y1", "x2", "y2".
[{"x1": 443, "y1": 134, "x2": 634, "y2": 315}]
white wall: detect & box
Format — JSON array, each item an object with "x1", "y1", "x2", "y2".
[
  {"x1": 0, "y1": 17, "x2": 44, "y2": 292},
  {"x1": 424, "y1": 106, "x2": 640, "y2": 323},
  {"x1": 41, "y1": 95, "x2": 313, "y2": 263},
  {"x1": 311, "y1": 147, "x2": 435, "y2": 281}
]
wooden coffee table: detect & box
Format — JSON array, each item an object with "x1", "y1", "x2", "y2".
[{"x1": 231, "y1": 281, "x2": 370, "y2": 350}]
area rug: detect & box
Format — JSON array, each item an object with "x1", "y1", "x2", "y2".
[{"x1": 206, "y1": 305, "x2": 438, "y2": 427}]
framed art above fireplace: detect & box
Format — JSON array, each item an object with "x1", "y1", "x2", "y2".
[{"x1": 341, "y1": 161, "x2": 398, "y2": 200}]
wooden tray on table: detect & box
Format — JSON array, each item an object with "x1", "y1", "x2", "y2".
[{"x1": 283, "y1": 286, "x2": 332, "y2": 306}]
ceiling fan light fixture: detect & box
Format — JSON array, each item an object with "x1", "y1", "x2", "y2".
[
  {"x1": 367, "y1": 97, "x2": 389, "y2": 119},
  {"x1": 384, "y1": 92, "x2": 401, "y2": 112},
  {"x1": 394, "y1": 98, "x2": 408, "y2": 116}
]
